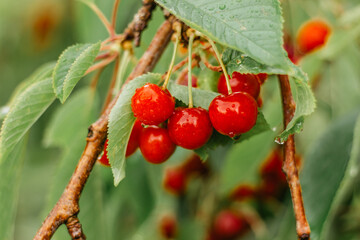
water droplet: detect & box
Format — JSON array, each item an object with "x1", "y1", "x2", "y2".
[{"x1": 275, "y1": 137, "x2": 285, "y2": 145}]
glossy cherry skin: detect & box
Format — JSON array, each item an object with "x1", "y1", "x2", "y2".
[
  {"x1": 168, "y1": 107, "x2": 213, "y2": 150},
  {"x1": 297, "y1": 20, "x2": 331, "y2": 54},
  {"x1": 159, "y1": 214, "x2": 178, "y2": 239},
  {"x1": 98, "y1": 139, "x2": 110, "y2": 166},
  {"x1": 217, "y1": 72, "x2": 260, "y2": 99},
  {"x1": 213, "y1": 210, "x2": 247, "y2": 239},
  {"x1": 131, "y1": 83, "x2": 175, "y2": 125},
  {"x1": 139, "y1": 126, "x2": 176, "y2": 164},
  {"x1": 163, "y1": 166, "x2": 187, "y2": 195},
  {"x1": 209, "y1": 92, "x2": 258, "y2": 137},
  {"x1": 125, "y1": 120, "x2": 143, "y2": 157}
]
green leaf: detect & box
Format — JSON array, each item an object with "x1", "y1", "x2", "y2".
[
  {"x1": 44, "y1": 87, "x2": 97, "y2": 147},
  {"x1": 0, "y1": 138, "x2": 27, "y2": 240},
  {"x1": 168, "y1": 82, "x2": 219, "y2": 109},
  {"x1": 52, "y1": 42, "x2": 101, "y2": 103},
  {"x1": 301, "y1": 112, "x2": 359, "y2": 240},
  {"x1": 276, "y1": 77, "x2": 316, "y2": 143},
  {"x1": 0, "y1": 77, "x2": 55, "y2": 163},
  {"x1": 108, "y1": 73, "x2": 161, "y2": 186},
  {"x1": 155, "y1": 0, "x2": 288, "y2": 68}
]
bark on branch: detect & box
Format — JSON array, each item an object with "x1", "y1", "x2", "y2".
[
  {"x1": 33, "y1": 17, "x2": 174, "y2": 240},
  {"x1": 278, "y1": 75, "x2": 311, "y2": 240}
]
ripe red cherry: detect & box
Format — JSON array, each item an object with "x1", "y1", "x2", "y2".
[
  {"x1": 98, "y1": 139, "x2": 110, "y2": 166},
  {"x1": 209, "y1": 92, "x2": 258, "y2": 138},
  {"x1": 257, "y1": 73, "x2": 268, "y2": 84},
  {"x1": 231, "y1": 185, "x2": 257, "y2": 201},
  {"x1": 159, "y1": 214, "x2": 178, "y2": 239},
  {"x1": 163, "y1": 166, "x2": 187, "y2": 195},
  {"x1": 125, "y1": 120, "x2": 143, "y2": 157},
  {"x1": 217, "y1": 72, "x2": 260, "y2": 99},
  {"x1": 179, "y1": 74, "x2": 198, "y2": 87},
  {"x1": 139, "y1": 126, "x2": 176, "y2": 164},
  {"x1": 296, "y1": 19, "x2": 331, "y2": 54},
  {"x1": 168, "y1": 107, "x2": 213, "y2": 150},
  {"x1": 131, "y1": 83, "x2": 175, "y2": 125},
  {"x1": 213, "y1": 210, "x2": 247, "y2": 239}
]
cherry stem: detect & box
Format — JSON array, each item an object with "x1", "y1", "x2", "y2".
[
  {"x1": 114, "y1": 50, "x2": 131, "y2": 95},
  {"x1": 78, "y1": 0, "x2": 115, "y2": 37},
  {"x1": 85, "y1": 53, "x2": 118, "y2": 75},
  {"x1": 187, "y1": 33, "x2": 195, "y2": 108},
  {"x1": 111, "y1": 0, "x2": 121, "y2": 30},
  {"x1": 207, "y1": 38, "x2": 232, "y2": 94},
  {"x1": 162, "y1": 27, "x2": 181, "y2": 89}
]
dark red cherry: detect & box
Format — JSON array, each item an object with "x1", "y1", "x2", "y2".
[
  {"x1": 98, "y1": 139, "x2": 110, "y2": 167},
  {"x1": 168, "y1": 107, "x2": 213, "y2": 150},
  {"x1": 209, "y1": 92, "x2": 258, "y2": 137},
  {"x1": 131, "y1": 83, "x2": 175, "y2": 125},
  {"x1": 139, "y1": 126, "x2": 176, "y2": 164},
  {"x1": 125, "y1": 120, "x2": 143, "y2": 157},
  {"x1": 217, "y1": 72, "x2": 260, "y2": 99},
  {"x1": 179, "y1": 74, "x2": 198, "y2": 87},
  {"x1": 163, "y1": 166, "x2": 187, "y2": 195},
  {"x1": 213, "y1": 210, "x2": 247, "y2": 239},
  {"x1": 159, "y1": 214, "x2": 178, "y2": 239},
  {"x1": 231, "y1": 185, "x2": 257, "y2": 201}
]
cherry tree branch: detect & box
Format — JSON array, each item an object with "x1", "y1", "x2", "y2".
[
  {"x1": 278, "y1": 75, "x2": 311, "y2": 240},
  {"x1": 33, "y1": 18, "x2": 174, "y2": 240}
]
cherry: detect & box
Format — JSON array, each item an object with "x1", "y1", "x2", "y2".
[
  {"x1": 168, "y1": 107, "x2": 213, "y2": 150},
  {"x1": 98, "y1": 139, "x2": 110, "y2": 167},
  {"x1": 182, "y1": 154, "x2": 209, "y2": 176},
  {"x1": 163, "y1": 166, "x2": 187, "y2": 195},
  {"x1": 231, "y1": 185, "x2": 256, "y2": 201},
  {"x1": 257, "y1": 73, "x2": 268, "y2": 84},
  {"x1": 217, "y1": 72, "x2": 260, "y2": 99},
  {"x1": 131, "y1": 83, "x2": 175, "y2": 125},
  {"x1": 209, "y1": 92, "x2": 258, "y2": 138},
  {"x1": 159, "y1": 214, "x2": 178, "y2": 239},
  {"x1": 296, "y1": 19, "x2": 331, "y2": 54},
  {"x1": 139, "y1": 126, "x2": 176, "y2": 164},
  {"x1": 213, "y1": 210, "x2": 247, "y2": 239},
  {"x1": 179, "y1": 74, "x2": 198, "y2": 88},
  {"x1": 125, "y1": 120, "x2": 143, "y2": 157}
]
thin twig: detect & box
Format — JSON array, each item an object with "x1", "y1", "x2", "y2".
[
  {"x1": 162, "y1": 53, "x2": 198, "y2": 79},
  {"x1": 78, "y1": 0, "x2": 115, "y2": 37},
  {"x1": 33, "y1": 18, "x2": 175, "y2": 240},
  {"x1": 200, "y1": 55, "x2": 222, "y2": 72},
  {"x1": 90, "y1": 67, "x2": 105, "y2": 89},
  {"x1": 111, "y1": 0, "x2": 121, "y2": 30},
  {"x1": 85, "y1": 53, "x2": 118, "y2": 75},
  {"x1": 278, "y1": 75, "x2": 310, "y2": 240},
  {"x1": 176, "y1": 58, "x2": 199, "y2": 85}
]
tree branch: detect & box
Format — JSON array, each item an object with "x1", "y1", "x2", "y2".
[
  {"x1": 33, "y1": 18, "x2": 174, "y2": 240},
  {"x1": 278, "y1": 75, "x2": 311, "y2": 240}
]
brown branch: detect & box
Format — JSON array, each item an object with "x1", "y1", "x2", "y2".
[
  {"x1": 66, "y1": 216, "x2": 86, "y2": 240},
  {"x1": 278, "y1": 75, "x2": 310, "y2": 240},
  {"x1": 33, "y1": 18, "x2": 175, "y2": 240},
  {"x1": 111, "y1": 0, "x2": 121, "y2": 30},
  {"x1": 85, "y1": 53, "x2": 118, "y2": 75}
]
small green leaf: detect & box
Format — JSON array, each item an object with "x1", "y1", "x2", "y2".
[
  {"x1": 53, "y1": 42, "x2": 101, "y2": 103},
  {"x1": 168, "y1": 82, "x2": 219, "y2": 109},
  {"x1": 0, "y1": 77, "x2": 55, "y2": 163},
  {"x1": 155, "y1": 0, "x2": 288, "y2": 68},
  {"x1": 108, "y1": 73, "x2": 162, "y2": 186},
  {"x1": 301, "y1": 112, "x2": 359, "y2": 240},
  {"x1": 0, "y1": 139, "x2": 27, "y2": 240}
]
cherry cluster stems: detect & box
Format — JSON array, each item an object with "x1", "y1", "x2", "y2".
[
  {"x1": 33, "y1": 18, "x2": 174, "y2": 240},
  {"x1": 278, "y1": 75, "x2": 311, "y2": 240}
]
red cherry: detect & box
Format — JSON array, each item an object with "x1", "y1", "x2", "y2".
[
  {"x1": 182, "y1": 154, "x2": 209, "y2": 176},
  {"x1": 213, "y1": 210, "x2": 247, "y2": 239},
  {"x1": 260, "y1": 149, "x2": 286, "y2": 183},
  {"x1": 159, "y1": 214, "x2": 178, "y2": 239},
  {"x1": 217, "y1": 72, "x2": 260, "y2": 99},
  {"x1": 125, "y1": 120, "x2": 143, "y2": 157},
  {"x1": 296, "y1": 19, "x2": 331, "y2": 54},
  {"x1": 131, "y1": 83, "x2": 175, "y2": 125},
  {"x1": 168, "y1": 107, "x2": 213, "y2": 150},
  {"x1": 163, "y1": 166, "x2": 187, "y2": 195},
  {"x1": 179, "y1": 74, "x2": 198, "y2": 87},
  {"x1": 257, "y1": 73, "x2": 268, "y2": 84},
  {"x1": 98, "y1": 139, "x2": 110, "y2": 167},
  {"x1": 209, "y1": 92, "x2": 258, "y2": 137},
  {"x1": 231, "y1": 185, "x2": 257, "y2": 201},
  {"x1": 139, "y1": 126, "x2": 176, "y2": 164}
]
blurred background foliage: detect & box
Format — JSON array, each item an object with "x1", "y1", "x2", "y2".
[{"x1": 0, "y1": 0, "x2": 360, "y2": 239}]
